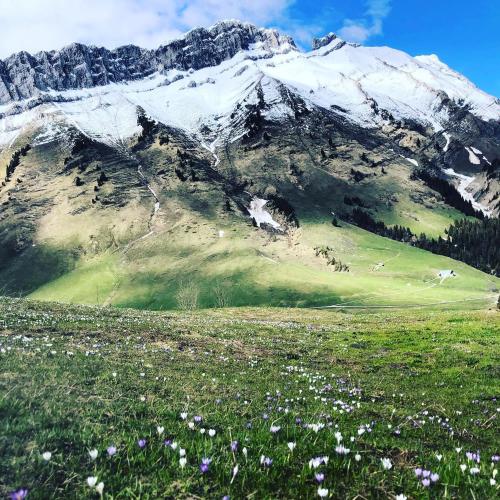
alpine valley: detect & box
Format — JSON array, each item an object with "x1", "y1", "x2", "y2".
[{"x1": 1, "y1": 20, "x2": 499, "y2": 309}]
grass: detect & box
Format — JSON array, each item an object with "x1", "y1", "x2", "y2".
[
  {"x1": 28, "y1": 215, "x2": 499, "y2": 310},
  {"x1": 1, "y1": 297, "x2": 499, "y2": 498}
]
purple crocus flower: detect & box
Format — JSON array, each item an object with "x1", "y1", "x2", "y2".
[
  {"x1": 315, "y1": 473, "x2": 325, "y2": 483},
  {"x1": 422, "y1": 479, "x2": 431, "y2": 487},
  {"x1": 262, "y1": 413, "x2": 269, "y2": 421},
  {"x1": 163, "y1": 439, "x2": 172, "y2": 447},
  {"x1": 107, "y1": 445, "x2": 117, "y2": 456},
  {"x1": 10, "y1": 489, "x2": 28, "y2": 500},
  {"x1": 430, "y1": 473, "x2": 439, "y2": 482},
  {"x1": 414, "y1": 468, "x2": 422, "y2": 477},
  {"x1": 466, "y1": 451, "x2": 480, "y2": 463},
  {"x1": 261, "y1": 456, "x2": 273, "y2": 467},
  {"x1": 194, "y1": 416, "x2": 203, "y2": 423},
  {"x1": 230, "y1": 441, "x2": 238, "y2": 452},
  {"x1": 200, "y1": 457, "x2": 211, "y2": 474},
  {"x1": 138, "y1": 439, "x2": 147, "y2": 449},
  {"x1": 491, "y1": 455, "x2": 499, "y2": 462},
  {"x1": 422, "y1": 470, "x2": 431, "y2": 478}
]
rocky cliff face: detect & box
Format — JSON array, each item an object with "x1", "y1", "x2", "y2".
[{"x1": 0, "y1": 21, "x2": 295, "y2": 104}]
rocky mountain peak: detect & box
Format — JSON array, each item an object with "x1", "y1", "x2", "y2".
[
  {"x1": 0, "y1": 20, "x2": 296, "y2": 105},
  {"x1": 312, "y1": 32, "x2": 339, "y2": 50}
]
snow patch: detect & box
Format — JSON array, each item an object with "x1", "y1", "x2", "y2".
[
  {"x1": 443, "y1": 168, "x2": 491, "y2": 216},
  {"x1": 464, "y1": 146, "x2": 481, "y2": 165},
  {"x1": 248, "y1": 198, "x2": 281, "y2": 229},
  {"x1": 404, "y1": 157, "x2": 419, "y2": 167},
  {"x1": 442, "y1": 132, "x2": 451, "y2": 152}
]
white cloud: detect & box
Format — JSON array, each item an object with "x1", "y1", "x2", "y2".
[
  {"x1": 0, "y1": 0, "x2": 294, "y2": 58},
  {"x1": 338, "y1": 0, "x2": 391, "y2": 43}
]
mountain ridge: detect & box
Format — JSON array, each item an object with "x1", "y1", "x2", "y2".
[
  {"x1": 0, "y1": 20, "x2": 498, "y2": 308},
  {"x1": 0, "y1": 20, "x2": 296, "y2": 104}
]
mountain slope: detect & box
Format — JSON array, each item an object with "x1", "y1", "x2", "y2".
[{"x1": 0, "y1": 21, "x2": 499, "y2": 308}]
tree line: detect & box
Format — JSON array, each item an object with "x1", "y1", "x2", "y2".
[{"x1": 350, "y1": 208, "x2": 499, "y2": 276}]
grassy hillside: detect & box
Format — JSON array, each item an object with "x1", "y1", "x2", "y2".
[
  {"x1": 1, "y1": 122, "x2": 497, "y2": 311},
  {"x1": 29, "y1": 214, "x2": 499, "y2": 310},
  {"x1": 1, "y1": 298, "x2": 499, "y2": 498}
]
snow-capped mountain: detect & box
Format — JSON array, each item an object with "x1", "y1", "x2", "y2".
[
  {"x1": 1, "y1": 20, "x2": 499, "y2": 147},
  {"x1": 2, "y1": 20, "x2": 498, "y2": 216},
  {"x1": 1, "y1": 20, "x2": 499, "y2": 302}
]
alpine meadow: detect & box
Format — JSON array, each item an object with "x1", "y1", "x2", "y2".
[{"x1": 0, "y1": 5, "x2": 499, "y2": 500}]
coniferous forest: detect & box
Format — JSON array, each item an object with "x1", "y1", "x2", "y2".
[{"x1": 350, "y1": 209, "x2": 500, "y2": 276}]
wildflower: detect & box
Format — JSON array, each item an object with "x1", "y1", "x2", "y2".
[
  {"x1": 180, "y1": 412, "x2": 188, "y2": 420},
  {"x1": 242, "y1": 447, "x2": 248, "y2": 458},
  {"x1": 470, "y1": 467, "x2": 480, "y2": 475},
  {"x1": 287, "y1": 442, "x2": 296, "y2": 452},
  {"x1": 231, "y1": 464, "x2": 239, "y2": 483},
  {"x1": 42, "y1": 452, "x2": 52, "y2": 461},
  {"x1": 490, "y1": 478, "x2": 497, "y2": 486},
  {"x1": 231, "y1": 441, "x2": 238, "y2": 452},
  {"x1": 107, "y1": 445, "x2": 117, "y2": 456},
  {"x1": 422, "y1": 479, "x2": 430, "y2": 487},
  {"x1": 157, "y1": 426, "x2": 165, "y2": 435},
  {"x1": 163, "y1": 439, "x2": 172, "y2": 447},
  {"x1": 317, "y1": 487, "x2": 329, "y2": 497},
  {"x1": 395, "y1": 495, "x2": 407, "y2": 500},
  {"x1": 89, "y1": 449, "x2": 98, "y2": 460},
  {"x1": 179, "y1": 457, "x2": 187, "y2": 468},
  {"x1": 200, "y1": 457, "x2": 211, "y2": 474},
  {"x1": 435, "y1": 454, "x2": 442, "y2": 461},
  {"x1": 309, "y1": 456, "x2": 328, "y2": 468},
  {"x1": 208, "y1": 429, "x2": 216, "y2": 437},
  {"x1": 260, "y1": 455, "x2": 273, "y2": 467},
  {"x1": 179, "y1": 448, "x2": 186, "y2": 457},
  {"x1": 171, "y1": 442, "x2": 178, "y2": 450},
  {"x1": 138, "y1": 439, "x2": 147, "y2": 449},
  {"x1": 381, "y1": 458, "x2": 392, "y2": 470},
  {"x1": 335, "y1": 445, "x2": 350, "y2": 455},
  {"x1": 492, "y1": 455, "x2": 500, "y2": 463},
  {"x1": 422, "y1": 470, "x2": 431, "y2": 478},
  {"x1": 188, "y1": 422, "x2": 195, "y2": 430},
  {"x1": 194, "y1": 415, "x2": 203, "y2": 423},
  {"x1": 414, "y1": 468, "x2": 422, "y2": 477},
  {"x1": 270, "y1": 425, "x2": 281, "y2": 433},
  {"x1": 460, "y1": 464, "x2": 467, "y2": 472},
  {"x1": 466, "y1": 451, "x2": 480, "y2": 463},
  {"x1": 112, "y1": 372, "x2": 117, "y2": 377},
  {"x1": 9, "y1": 489, "x2": 28, "y2": 500},
  {"x1": 334, "y1": 431, "x2": 342, "y2": 443},
  {"x1": 430, "y1": 473, "x2": 439, "y2": 482},
  {"x1": 87, "y1": 477, "x2": 98, "y2": 488},
  {"x1": 139, "y1": 396, "x2": 146, "y2": 402},
  {"x1": 96, "y1": 482, "x2": 104, "y2": 495},
  {"x1": 315, "y1": 472, "x2": 325, "y2": 483}
]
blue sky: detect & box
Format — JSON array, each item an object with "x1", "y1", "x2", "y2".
[
  {"x1": 278, "y1": 0, "x2": 500, "y2": 97},
  {"x1": 1, "y1": 0, "x2": 498, "y2": 96}
]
